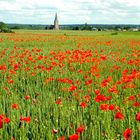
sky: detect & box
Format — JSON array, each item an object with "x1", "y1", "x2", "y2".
[{"x1": 0, "y1": 0, "x2": 140, "y2": 25}]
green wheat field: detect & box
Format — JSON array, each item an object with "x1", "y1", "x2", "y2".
[{"x1": 0, "y1": 30, "x2": 140, "y2": 140}]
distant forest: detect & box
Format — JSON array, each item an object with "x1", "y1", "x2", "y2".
[
  {"x1": 7, "y1": 23, "x2": 140, "y2": 31},
  {"x1": 0, "y1": 22, "x2": 140, "y2": 32}
]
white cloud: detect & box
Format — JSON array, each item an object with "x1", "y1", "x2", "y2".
[{"x1": 0, "y1": 0, "x2": 140, "y2": 24}]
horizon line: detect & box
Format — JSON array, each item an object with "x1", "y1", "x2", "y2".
[{"x1": 6, "y1": 23, "x2": 140, "y2": 26}]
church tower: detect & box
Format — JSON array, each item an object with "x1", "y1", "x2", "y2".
[{"x1": 54, "y1": 13, "x2": 59, "y2": 30}]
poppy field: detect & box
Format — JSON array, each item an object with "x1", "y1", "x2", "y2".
[{"x1": 0, "y1": 30, "x2": 140, "y2": 140}]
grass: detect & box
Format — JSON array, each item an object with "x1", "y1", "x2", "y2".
[{"x1": 0, "y1": 30, "x2": 140, "y2": 140}]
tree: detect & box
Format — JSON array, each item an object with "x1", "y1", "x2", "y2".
[
  {"x1": 98, "y1": 28, "x2": 102, "y2": 31},
  {"x1": 81, "y1": 23, "x2": 92, "y2": 31},
  {"x1": 47, "y1": 25, "x2": 54, "y2": 30},
  {"x1": 0, "y1": 22, "x2": 7, "y2": 29},
  {"x1": 45, "y1": 26, "x2": 48, "y2": 30},
  {"x1": 0, "y1": 22, "x2": 13, "y2": 33},
  {"x1": 10, "y1": 26, "x2": 21, "y2": 29},
  {"x1": 72, "y1": 26, "x2": 79, "y2": 30}
]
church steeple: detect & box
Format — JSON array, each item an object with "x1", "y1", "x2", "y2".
[{"x1": 54, "y1": 13, "x2": 59, "y2": 30}]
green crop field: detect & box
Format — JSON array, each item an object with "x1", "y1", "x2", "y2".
[{"x1": 0, "y1": 30, "x2": 140, "y2": 140}]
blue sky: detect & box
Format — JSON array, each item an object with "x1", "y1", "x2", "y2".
[{"x1": 0, "y1": 0, "x2": 140, "y2": 24}]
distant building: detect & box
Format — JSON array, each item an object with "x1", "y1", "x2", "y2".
[
  {"x1": 92, "y1": 27, "x2": 98, "y2": 31},
  {"x1": 129, "y1": 28, "x2": 139, "y2": 32},
  {"x1": 54, "y1": 13, "x2": 59, "y2": 30}
]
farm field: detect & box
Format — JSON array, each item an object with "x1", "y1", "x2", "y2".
[{"x1": 0, "y1": 30, "x2": 140, "y2": 140}]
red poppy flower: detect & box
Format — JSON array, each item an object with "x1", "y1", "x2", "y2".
[
  {"x1": 4, "y1": 117, "x2": 10, "y2": 123},
  {"x1": 83, "y1": 95, "x2": 90, "y2": 102},
  {"x1": 116, "y1": 80, "x2": 121, "y2": 85},
  {"x1": 0, "y1": 65, "x2": 6, "y2": 70},
  {"x1": 7, "y1": 79, "x2": 14, "y2": 84},
  {"x1": 58, "y1": 136, "x2": 65, "y2": 140},
  {"x1": 123, "y1": 128, "x2": 132, "y2": 140},
  {"x1": 133, "y1": 102, "x2": 140, "y2": 107},
  {"x1": 23, "y1": 117, "x2": 30, "y2": 123},
  {"x1": 55, "y1": 99, "x2": 62, "y2": 105},
  {"x1": 24, "y1": 95, "x2": 30, "y2": 100},
  {"x1": 68, "y1": 134, "x2": 79, "y2": 140},
  {"x1": 77, "y1": 69, "x2": 82, "y2": 74},
  {"x1": 76, "y1": 125, "x2": 84, "y2": 134},
  {"x1": 128, "y1": 96, "x2": 135, "y2": 101},
  {"x1": 100, "y1": 55, "x2": 107, "y2": 60},
  {"x1": 108, "y1": 86, "x2": 118, "y2": 94},
  {"x1": 108, "y1": 104, "x2": 115, "y2": 111},
  {"x1": 68, "y1": 85, "x2": 77, "y2": 92},
  {"x1": 11, "y1": 103, "x2": 18, "y2": 109},
  {"x1": 20, "y1": 116, "x2": 30, "y2": 123},
  {"x1": 101, "y1": 81, "x2": 107, "y2": 87},
  {"x1": 94, "y1": 89, "x2": 100, "y2": 95},
  {"x1": 52, "y1": 128, "x2": 58, "y2": 134},
  {"x1": 136, "y1": 113, "x2": 140, "y2": 121},
  {"x1": 100, "y1": 104, "x2": 108, "y2": 111},
  {"x1": 95, "y1": 94, "x2": 111, "y2": 102},
  {"x1": 0, "y1": 118, "x2": 3, "y2": 129},
  {"x1": 85, "y1": 79, "x2": 92, "y2": 85},
  {"x1": 114, "y1": 112, "x2": 124, "y2": 120},
  {"x1": 79, "y1": 102, "x2": 87, "y2": 108}
]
